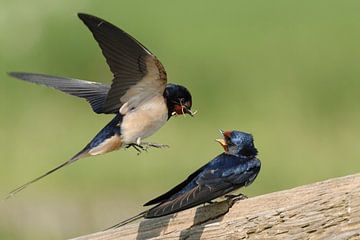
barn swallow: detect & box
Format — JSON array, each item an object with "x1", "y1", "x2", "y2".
[
  {"x1": 6, "y1": 13, "x2": 195, "y2": 199},
  {"x1": 110, "y1": 130, "x2": 261, "y2": 228}
]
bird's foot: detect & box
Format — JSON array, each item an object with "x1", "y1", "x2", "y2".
[
  {"x1": 225, "y1": 193, "x2": 248, "y2": 202},
  {"x1": 202, "y1": 200, "x2": 215, "y2": 207},
  {"x1": 125, "y1": 142, "x2": 169, "y2": 155},
  {"x1": 140, "y1": 142, "x2": 169, "y2": 149},
  {"x1": 125, "y1": 143, "x2": 147, "y2": 155}
]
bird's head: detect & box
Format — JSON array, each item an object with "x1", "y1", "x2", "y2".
[
  {"x1": 164, "y1": 84, "x2": 196, "y2": 118},
  {"x1": 216, "y1": 130, "x2": 258, "y2": 157}
]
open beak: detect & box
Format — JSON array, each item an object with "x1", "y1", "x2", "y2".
[
  {"x1": 183, "y1": 106, "x2": 197, "y2": 117},
  {"x1": 215, "y1": 129, "x2": 228, "y2": 152}
]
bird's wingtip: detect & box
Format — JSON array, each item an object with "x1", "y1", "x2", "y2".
[
  {"x1": 77, "y1": 13, "x2": 90, "y2": 22},
  {"x1": 143, "y1": 199, "x2": 156, "y2": 206},
  {"x1": 77, "y1": 12, "x2": 88, "y2": 19},
  {"x1": 7, "y1": 72, "x2": 18, "y2": 77},
  {"x1": 7, "y1": 72, "x2": 28, "y2": 80},
  {"x1": 7, "y1": 72, "x2": 30, "y2": 80},
  {"x1": 77, "y1": 13, "x2": 100, "y2": 22},
  {"x1": 77, "y1": 13, "x2": 106, "y2": 28}
]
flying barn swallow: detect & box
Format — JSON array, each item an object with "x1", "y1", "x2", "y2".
[
  {"x1": 6, "y1": 13, "x2": 195, "y2": 198},
  {"x1": 110, "y1": 130, "x2": 261, "y2": 228}
]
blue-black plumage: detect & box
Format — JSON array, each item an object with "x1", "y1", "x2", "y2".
[{"x1": 110, "y1": 130, "x2": 261, "y2": 228}]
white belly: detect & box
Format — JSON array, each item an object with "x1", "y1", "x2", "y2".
[{"x1": 120, "y1": 95, "x2": 168, "y2": 144}]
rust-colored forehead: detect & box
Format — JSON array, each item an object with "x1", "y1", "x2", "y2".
[{"x1": 223, "y1": 131, "x2": 232, "y2": 138}]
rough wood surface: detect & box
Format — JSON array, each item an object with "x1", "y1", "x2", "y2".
[{"x1": 72, "y1": 173, "x2": 360, "y2": 240}]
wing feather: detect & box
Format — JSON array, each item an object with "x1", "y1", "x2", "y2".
[
  {"x1": 8, "y1": 72, "x2": 109, "y2": 114},
  {"x1": 145, "y1": 181, "x2": 232, "y2": 218},
  {"x1": 145, "y1": 158, "x2": 261, "y2": 218},
  {"x1": 78, "y1": 13, "x2": 167, "y2": 114}
]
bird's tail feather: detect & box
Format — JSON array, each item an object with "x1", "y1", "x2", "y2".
[
  {"x1": 4, "y1": 149, "x2": 89, "y2": 200},
  {"x1": 105, "y1": 211, "x2": 147, "y2": 230}
]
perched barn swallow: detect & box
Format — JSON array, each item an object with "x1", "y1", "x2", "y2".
[
  {"x1": 110, "y1": 130, "x2": 261, "y2": 228},
  {"x1": 6, "y1": 13, "x2": 195, "y2": 198}
]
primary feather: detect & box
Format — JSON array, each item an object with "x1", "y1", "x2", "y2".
[{"x1": 8, "y1": 72, "x2": 110, "y2": 114}]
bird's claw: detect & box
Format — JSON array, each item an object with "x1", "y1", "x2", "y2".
[
  {"x1": 126, "y1": 143, "x2": 147, "y2": 155},
  {"x1": 142, "y1": 142, "x2": 170, "y2": 149},
  {"x1": 225, "y1": 193, "x2": 248, "y2": 202},
  {"x1": 126, "y1": 142, "x2": 169, "y2": 155}
]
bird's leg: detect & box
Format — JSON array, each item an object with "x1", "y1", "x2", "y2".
[
  {"x1": 125, "y1": 139, "x2": 147, "y2": 155},
  {"x1": 126, "y1": 144, "x2": 143, "y2": 154},
  {"x1": 131, "y1": 144, "x2": 145, "y2": 154},
  {"x1": 125, "y1": 137, "x2": 169, "y2": 154},
  {"x1": 201, "y1": 200, "x2": 215, "y2": 207}
]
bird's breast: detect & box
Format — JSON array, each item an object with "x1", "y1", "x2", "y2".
[{"x1": 120, "y1": 95, "x2": 168, "y2": 144}]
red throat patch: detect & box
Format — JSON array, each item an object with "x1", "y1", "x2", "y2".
[
  {"x1": 223, "y1": 131, "x2": 232, "y2": 139},
  {"x1": 174, "y1": 104, "x2": 185, "y2": 115}
]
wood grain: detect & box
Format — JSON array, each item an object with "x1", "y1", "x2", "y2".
[{"x1": 72, "y1": 173, "x2": 360, "y2": 240}]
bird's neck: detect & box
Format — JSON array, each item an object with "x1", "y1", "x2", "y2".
[{"x1": 224, "y1": 152, "x2": 257, "y2": 160}]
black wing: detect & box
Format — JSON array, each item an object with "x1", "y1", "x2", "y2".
[
  {"x1": 78, "y1": 13, "x2": 167, "y2": 114},
  {"x1": 144, "y1": 158, "x2": 261, "y2": 218},
  {"x1": 8, "y1": 72, "x2": 109, "y2": 114}
]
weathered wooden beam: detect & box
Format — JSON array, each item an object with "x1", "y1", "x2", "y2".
[{"x1": 72, "y1": 173, "x2": 360, "y2": 240}]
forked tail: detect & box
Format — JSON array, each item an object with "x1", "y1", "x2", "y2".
[{"x1": 105, "y1": 211, "x2": 147, "y2": 230}]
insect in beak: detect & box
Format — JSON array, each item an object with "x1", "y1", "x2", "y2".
[
  {"x1": 172, "y1": 102, "x2": 197, "y2": 117},
  {"x1": 182, "y1": 106, "x2": 197, "y2": 117}
]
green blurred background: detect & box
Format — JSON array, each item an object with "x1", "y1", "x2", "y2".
[{"x1": 1, "y1": 0, "x2": 360, "y2": 239}]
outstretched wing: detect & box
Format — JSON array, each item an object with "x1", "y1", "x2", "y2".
[
  {"x1": 78, "y1": 13, "x2": 167, "y2": 114},
  {"x1": 145, "y1": 158, "x2": 261, "y2": 218},
  {"x1": 8, "y1": 72, "x2": 110, "y2": 114}
]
